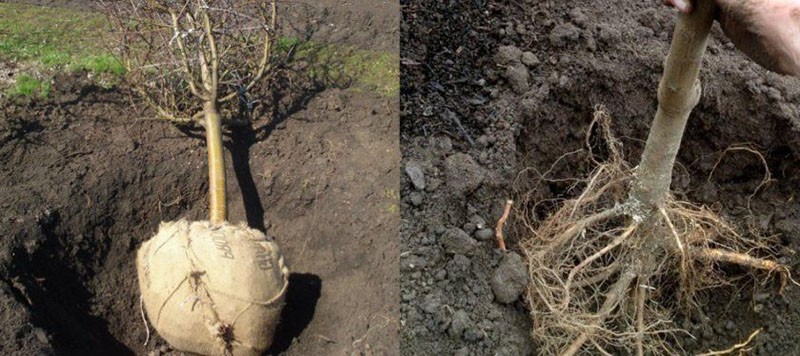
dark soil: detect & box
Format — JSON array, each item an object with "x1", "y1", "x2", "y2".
[
  {"x1": 400, "y1": 1, "x2": 800, "y2": 355},
  {"x1": 0, "y1": 1, "x2": 399, "y2": 356}
]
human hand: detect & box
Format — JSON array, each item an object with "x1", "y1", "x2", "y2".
[{"x1": 665, "y1": 0, "x2": 800, "y2": 76}]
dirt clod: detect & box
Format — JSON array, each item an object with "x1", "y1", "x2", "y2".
[
  {"x1": 448, "y1": 310, "x2": 471, "y2": 339},
  {"x1": 549, "y1": 23, "x2": 581, "y2": 46},
  {"x1": 504, "y1": 64, "x2": 530, "y2": 94},
  {"x1": 443, "y1": 153, "x2": 485, "y2": 195},
  {"x1": 441, "y1": 228, "x2": 479, "y2": 256},
  {"x1": 490, "y1": 252, "x2": 529, "y2": 304},
  {"x1": 474, "y1": 228, "x2": 494, "y2": 241},
  {"x1": 494, "y1": 45, "x2": 522, "y2": 66},
  {"x1": 521, "y1": 52, "x2": 540, "y2": 68}
]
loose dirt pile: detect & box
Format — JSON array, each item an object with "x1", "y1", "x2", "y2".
[{"x1": 401, "y1": 1, "x2": 800, "y2": 355}]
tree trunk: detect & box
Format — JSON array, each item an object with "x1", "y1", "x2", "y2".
[
  {"x1": 205, "y1": 100, "x2": 227, "y2": 225},
  {"x1": 631, "y1": 0, "x2": 716, "y2": 207}
]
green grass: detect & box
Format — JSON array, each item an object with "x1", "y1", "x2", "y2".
[
  {"x1": 0, "y1": 3, "x2": 124, "y2": 75},
  {"x1": 288, "y1": 40, "x2": 399, "y2": 96},
  {"x1": 344, "y1": 50, "x2": 398, "y2": 97},
  {"x1": 7, "y1": 74, "x2": 50, "y2": 98},
  {"x1": 0, "y1": 3, "x2": 397, "y2": 96}
]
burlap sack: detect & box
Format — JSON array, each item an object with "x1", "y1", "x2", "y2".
[{"x1": 137, "y1": 220, "x2": 289, "y2": 356}]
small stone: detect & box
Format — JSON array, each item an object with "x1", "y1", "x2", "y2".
[
  {"x1": 558, "y1": 75, "x2": 570, "y2": 88},
  {"x1": 426, "y1": 178, "x2": 441, "y2": 192},
  {"x1": 464, "y1": 327, "x2": 483, "y2": 341},
  {"x1": 490, "y1": 252, "x2": 530, "y2": 303},
  {"x1": 521, "y1": 51, "x2": 540, "y2": 67},
  {"x1": 569, "y1": 8, "x2": 588, "y2": 27},
  {"x1": 408, "y1": 192, "x2": 424, "y2": 206},
  {"x1": 765, "y1": 87, "x2": 782, "y2": 101},
  {"x1": 430, "y1": 136, "x2": 453, "y2": 155},
  {"x1": 474, "y1": 228, "x2": 494, "y2": 241},
  {"x1": 448, "y1": 310, "x2": 471, "y2": 338},
  {"x1": 549, "y1": 23, "x2": 580, "y2": 47},
  {"x1": 448, "y1": 254, "x2": 472, "y2": 274},
  {"x1": 401, "y1": 257, "x2": 424, "y2": 272},
  {"x1": 585, "y1": 34, "x2": 597, "y2": 51},
  {"x1": 401, "y1": 292, "x2": 414, "y2": 302},
  {"x1": 504, "y1": 63, "x2": 529, "y2": 94},
  {"x1": 725, "y1": 320, "x2": 736, "y2": 330},
  {"x1": 487, "y1": 309, "x2": 502, "y2": 320},
  {"x1": 468, "y1": 215, "x2": 486, "y2": 229},
  {"x1": 478, "y1": 152, "x2": 489, "y2": 165},
  {"x1": 455, "y1": 347, "x2": 471, "y2": 356},
  {"x1": 32, "y1": 328, "x2": 48, "y2": 344},
  {"x1": 462, "y1": 222, "x2": 477, "y2": 235},
  {"x1": 494, "y1": 45, "x2": 522, "y2": 65},
  {"x1": 598, "y1": 24, "x2": 621, "y2": 45},
  {"x1": 441, "y1": 228, "x2": 479, "y2": 255},
  {"x1": 405, "y1": 161, "x2": 426, "y2": 190},
  {"x1": 420, "y1": 293, "x2": 441, "y2": 314},
  {"x1": 753, "y1": 304, "x2": 764, "y2": 313},
  {"x1": 444, "y1": 153, "x2": 485, "y2": 194}
]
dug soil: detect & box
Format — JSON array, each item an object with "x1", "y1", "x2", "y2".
[
  {"x1": 0, "y1": 1, "x2": 399, "y2": 356},
  {"x1": 401, "y1": 1, "x2": 800, "y2": 355}
]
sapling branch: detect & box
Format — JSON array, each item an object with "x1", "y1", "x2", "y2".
[{"x1": 109, "y1": 0, "x2": 280, "y2": 123}]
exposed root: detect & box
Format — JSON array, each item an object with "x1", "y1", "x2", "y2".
[
  {"x1": 560, "y1": 268, "x2": 637, "y2": 356},
  {"x1": 696, "y1": 248, "x2": 782, "y2": 272},
  {"x1": 521, "y1": 109, "x2": 789, "y2": 355},
  {"x1": 696, "y1": 328, "x2": 761, "y2": 356},
  {"x1": 635, "y1": 282, "x2": 646, "y2": 356},
  {"x1": 496, "y1": 199, "x2": 513, "y2": 251},
  {"x1": 708, "y1": 144, "x2": 776, "y2": 210},
  {"x1": 561, "y1": 224, "x2": 638, "y2": 308}
]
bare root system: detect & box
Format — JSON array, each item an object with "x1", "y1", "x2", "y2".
[{"x1": 520, "y1": 109, "x2": 792, "y2": 355}]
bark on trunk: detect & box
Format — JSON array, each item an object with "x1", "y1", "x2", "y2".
[
  {"x1": 631, "y1": 0, "x2": 716, "y2": 207},
  {"x1": 205, "y1": 100, "x2": 227, "y2": 225}
]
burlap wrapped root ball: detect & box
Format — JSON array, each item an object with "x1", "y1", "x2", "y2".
[{"x1": 137, "y1": 220, "x2": 289, "y2": 356}]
